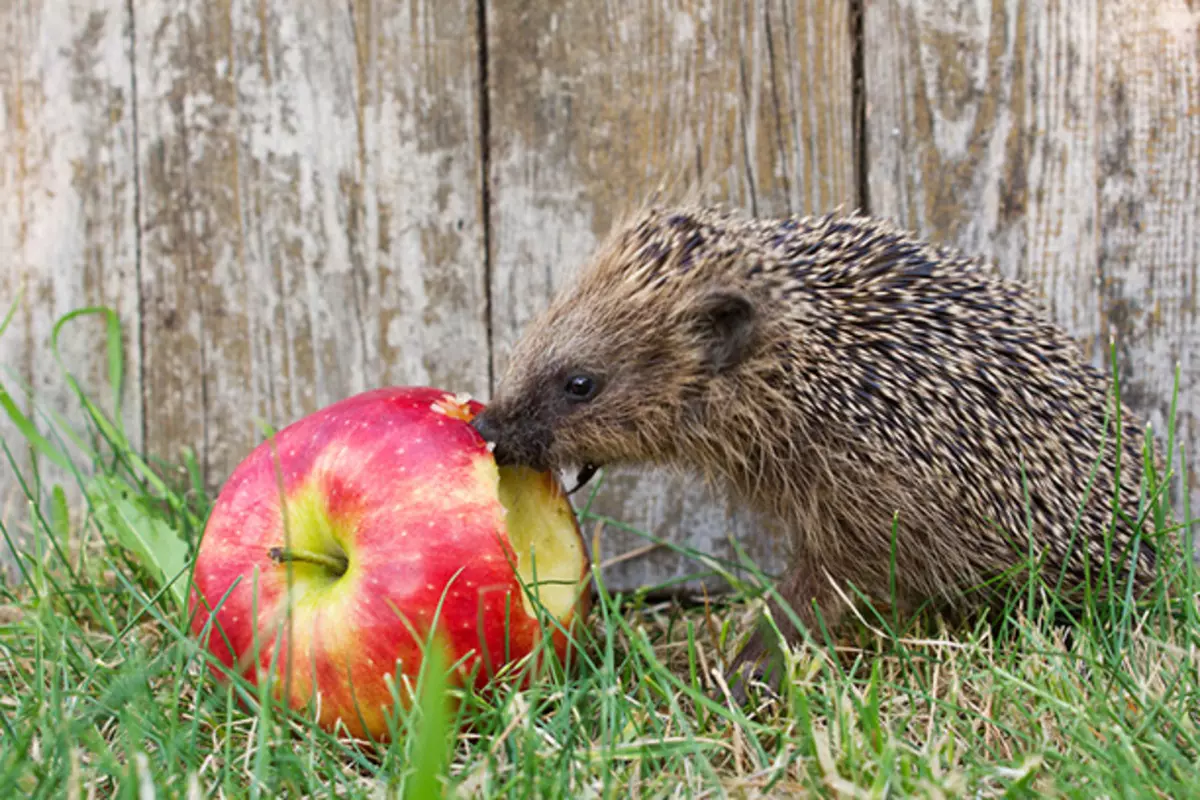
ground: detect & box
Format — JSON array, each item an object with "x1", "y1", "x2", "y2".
[{"x1": 1, "y1": 311, "x2": 1197, "y2": 798}]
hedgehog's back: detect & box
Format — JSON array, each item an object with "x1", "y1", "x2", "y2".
[{"x1": 737, "y1": 212, "x2": 1164, "y2": 603}]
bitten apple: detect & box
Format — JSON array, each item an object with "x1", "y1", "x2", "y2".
[{"x1": 188, "y1": 386, "x2": 591, "y2": 741}]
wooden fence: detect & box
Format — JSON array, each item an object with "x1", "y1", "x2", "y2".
[{"x1": 2, "y1": 0, "x2": 1197, "y2": 591}]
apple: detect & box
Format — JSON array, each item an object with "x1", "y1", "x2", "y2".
[{"x1": 188, "y1": 386, "x2": 591, "y2": 741}]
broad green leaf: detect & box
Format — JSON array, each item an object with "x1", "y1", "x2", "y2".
[{"x1": 88, "y1": 475, "x2": 191, "y2": 607}]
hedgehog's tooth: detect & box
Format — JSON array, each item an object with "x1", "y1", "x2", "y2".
[{"x1": 556, "y1": 463, "x2": 581, "y2": 491}]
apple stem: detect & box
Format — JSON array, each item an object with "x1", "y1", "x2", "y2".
[{"x1": 268, "y1": 546, "x2": 349, "y2": 577}]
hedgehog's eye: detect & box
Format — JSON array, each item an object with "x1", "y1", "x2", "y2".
[{"x1": 564, "y1": 374, "x2": 599, "y2": 402}]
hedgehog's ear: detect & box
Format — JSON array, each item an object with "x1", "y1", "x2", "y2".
[{"x1": 695, "y1": 289, "x2": 756, "y2": 373}]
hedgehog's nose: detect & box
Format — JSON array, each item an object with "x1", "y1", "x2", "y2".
[
  {"x1": 470, "y1": 412, "x2": 498, "y2": 443},
  {"x1": 470, "y1": 412, "x2": 513, "y2": 465}
]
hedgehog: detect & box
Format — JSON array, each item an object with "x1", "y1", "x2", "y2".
[{"x1": 469, "y1": 203, "x2": 1173, "y2": 698}]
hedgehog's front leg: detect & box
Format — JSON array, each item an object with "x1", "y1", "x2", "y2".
[{"x1": 722, "y1": 566, "x2": 847, "y2": 705}]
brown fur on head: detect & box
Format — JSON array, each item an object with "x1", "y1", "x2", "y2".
[{"x1": 471, "y1": 205, "x2": 772, "y2": 482}]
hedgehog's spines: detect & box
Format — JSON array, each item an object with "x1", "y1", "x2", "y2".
[{"x1": 480, "y1": 201, "x2": 1171, "y2": 691}]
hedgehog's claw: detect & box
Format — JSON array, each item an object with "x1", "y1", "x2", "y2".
[
  {"x1": 724, "y1": 663, "x2": 778, "y2": 707},
  {"x1": 720, "y1": 630, "x2": 783, "y2": 706}
]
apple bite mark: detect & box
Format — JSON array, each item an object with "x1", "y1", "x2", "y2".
[
  {"x1": 430, "y1": 392, "x2": 477, "y2": 422},
  {"x1": 493, "y1": 465, "x2": 587, "y2": 622}
]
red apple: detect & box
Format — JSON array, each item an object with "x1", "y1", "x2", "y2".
[{"x1": 188, "y1": 386, "x2": 591, "y2": 741}]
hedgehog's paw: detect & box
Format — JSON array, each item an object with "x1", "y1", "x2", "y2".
[{"x1": 721, "y1": 629, "x2": 783, "y2": 706}]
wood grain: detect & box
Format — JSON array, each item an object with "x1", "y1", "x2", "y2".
[
  {"x1": 486, "y1": 0, "x2": 858, "y2": 592},
  {"x1": 2, "y1": 0, "x2": 1193, "y2": 588},
  {"x1": 863, "y1": 0, "x2": 1199, "y2": 542},
  {"x1": 0, "y1": 1, "x2": 141, "y2": 572},
  {"x1": 135, "y1": 0, "x2": 489, "y2": 491},
  {"x1": 863, "y1": 0, "x2": 1034, "y2": 271},
  {"x1": 1095, "y1": 0, "x2": 1199, "y2": 531},
  {"x1": 863, "y1": 0, "x2": 1111, "y2": 341}
]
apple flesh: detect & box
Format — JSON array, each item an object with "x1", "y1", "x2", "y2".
[{"x1": 188, "y1": 387, "x2": 591, "y2": 741}]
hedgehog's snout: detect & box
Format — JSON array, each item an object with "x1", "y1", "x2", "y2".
[
  {"x1": 470, "y1": 412, "x2": 514, "y2": 465},
  {"x1": 470, "y1": 407, "x2": 553, "y2": 472},
  {"x1": 469, "y1": 412, "x2": 500, "y2": 449}
]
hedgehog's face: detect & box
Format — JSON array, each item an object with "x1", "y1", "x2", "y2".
[{"x1": 471, "y1": 280, "x2": 757, "y2": 492}]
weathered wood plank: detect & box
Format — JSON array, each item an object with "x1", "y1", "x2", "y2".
[
  {"x1": 863, "y1": 0, "x2": 1199, "y2": 542},
  {"x1": 0, "y1": 1, "x2": 142, "y2": 574},
  {"x1": 863, "y1": 0, "x2": 1034, "y2": 272},
  {"x1": 486, "y1": 0, "x2": 858, "y2": 592},
  {"x1": 1095, "y1": 0, "x2": 1199, "y2": 532},
  {"x1": 135, "y1": 0, "x2": 489, "y2": 492},
  {"x1": 863, "y1": 0, "x2": 1112, "y2": 340}
]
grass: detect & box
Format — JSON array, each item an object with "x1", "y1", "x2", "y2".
[{"x1": 1, "y1": 305, "x2": 1198, "y2": 798}]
